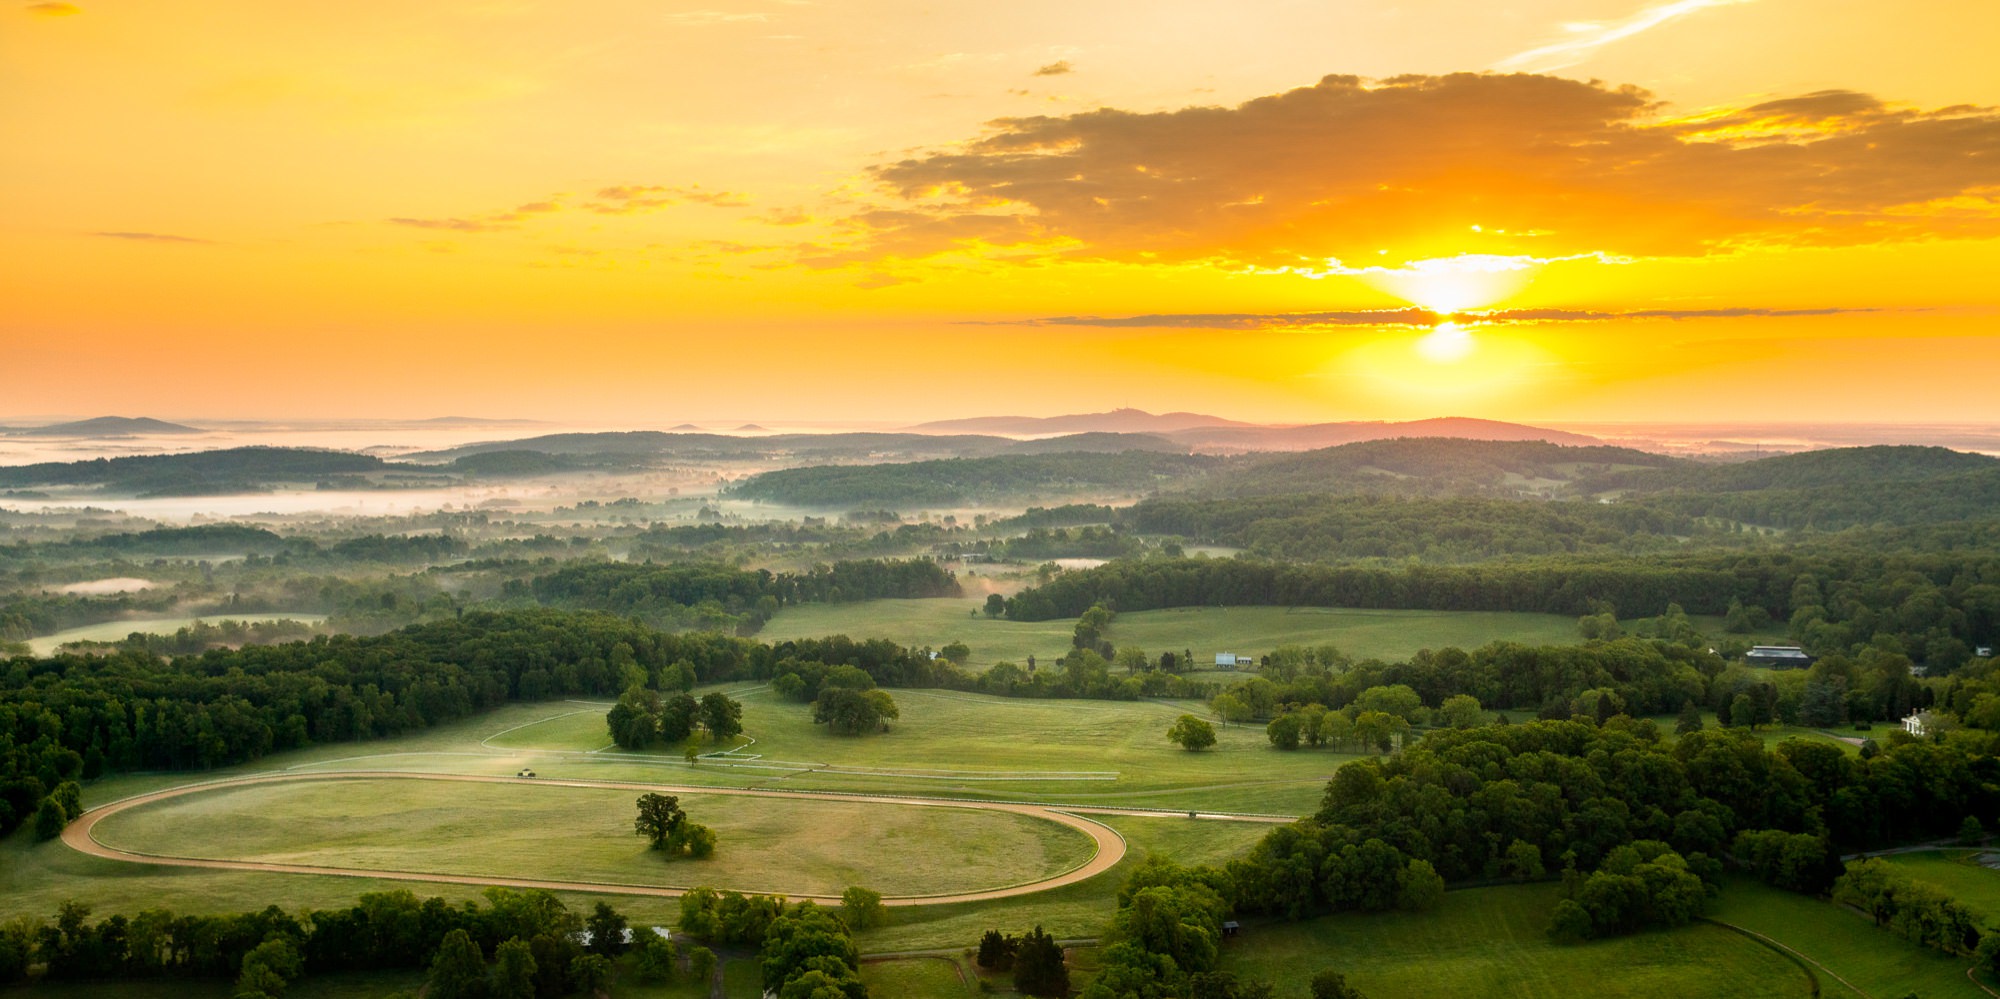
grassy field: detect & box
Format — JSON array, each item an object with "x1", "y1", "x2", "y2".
[
  {"x1": 485, "y1": 688, "x2": 1347, "y2": 814},
  {"x1": 1220, "y1": 882, "x2": 1810, "y2": 999},
  {"x1": 89, "y1": 776, "x2": 1097, "y2": 897},
  {"x1": 760, "y1": 600, "x2": 1604, "y2": 668},
  {"x1": 858, "y1": 957, "x2": 972, "y2": 996},
  {"x1": 851, "y1": 812, "x2": 1275, "y2": 954},
  {"x1": 25, "y1": 613, "x2": 326, "y2": 656},
  {"x1": 1708, "y1": 876, "x2": 1984, "y2": 998},
  {"x1": 1883, "y1": 850, "x2": 2000, "y2": 924}
]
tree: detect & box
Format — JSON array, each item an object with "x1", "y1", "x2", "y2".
[
  {"x1": 760, "y1": 903, "x2": 861, "y2": 995},
  {"x1": 492, "y1": 938, "x2": 538, "y2": 999},
  {"x1": 585, "y1": 902, "x2": 628, "y2": 957},
  {"x1": 976, "y1": 930, "x2": 1018, "y2": 971},
  {"x1": 568, "y1": 954, "x2": 612, "y2": 996},
  {"x1": 1731, "y1": 693, "x2": 1757, "y2": 730},
  {"x1": 813, "y1": 687, "x2": 900, "y2": 735},
  {"x1": 840, "y1": 887, "x2": 885, "y2": 930},
  {"x1": 669, "y1": 822, "x2": 718, "y2": 859},
  {"x1": 1546, "y1": 899, "x2": 1592, "y2": 943},
  {"x1": 1438, "y1": 694, "x2": 1484, "y2": 729},
  {"x1": 1168, "y1": 715, "x2": 1217, "y2": 751},
  {"x1": 634, "y1": 793, "x2": 686, "y2": 850},
  {"x1": 940, "y1": 640, "x2": 972, "y2": 665},
  {"x1": 1211, "y1": 693, "x2": 1254, "y2": 725},
  {"x1": 236, "y1": 938, "x2": 302, "y2": 998},
  {"x1": 427, "y1": 929, "x2": 489, "y2": 999},
  {"x1": 1961, "y1": 815, "x2": 1989, "y2": 847},
  {"x1": 1266, "y1": 713, "x2": 1303, "y2": 750},
  {"x1": 1013, "y1": 925, "x2": 1069, "y2": 997},
  {"x1": 1310, "y1": 970, "x2": 1368, "y2": 999},
  {"x1": 984, "y1": 594, "x2": 1006, "y2": 618},
  {"x1": 700, "y1": 693, "x2": 743, "y2": 743},
  {"x1": 1116, "y1": 646, "x2": 1150, "y2": 675},
  {"x1": 32, "y1": 797, "x2": 65, "y2": 841},
  {"x1": 1675, "y1": 700, "x2": 1704, "y2": 735},
  {"x1": 686, "y1": 945, "x2": 717, "y2": 985},
  {"x1": 1398, "y1": 858, "x2": 1445, "y2": 912},
  {"x1": 633, "y1": 932, "x2": 678, "y2": 985}
]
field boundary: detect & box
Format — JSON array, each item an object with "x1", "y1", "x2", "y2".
[
  {"x1": 1698, "y1": 916, "x2": 1858, "y2": 999},
  {"x1": 64, "y1": 769, "x2": 1137, "y2": 906}
]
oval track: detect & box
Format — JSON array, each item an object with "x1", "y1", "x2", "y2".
[{"x1": 64, "y1": 771, "x2": 1127, "y2": 906}]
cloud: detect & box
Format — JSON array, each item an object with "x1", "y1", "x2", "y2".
[
  {"x1": 25, "y1": 2, "x2": 80, "y2": 16},
  {"x1": 1497, "y1": 0, "x2": 1753, "y2": 73},
  {"x1": 1004, "y1": 306, "x2": 1885, "y2": 330},
  {"x1": 589, "y1": 184, "x2": 748, "y2": 214},
  {"x1": 1034, "y1": 61, "x2": 1073, "y2": 77},
  {"x1": 93, "y1": 231, "x2": 212, "y2": 244},
  {"x1": 663, "y1": 10, "x2": 769, "y2": 25},
  {"x1": 388, "y1": 217, "x2": 510, "y2": 232},
  {"x1": 837, "y1": 72, "x2": 2000, "y2": 270}
]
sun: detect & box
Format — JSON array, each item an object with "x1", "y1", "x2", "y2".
[{"x1": 1416, "y1": 322, "x2": 1476, "y2": 363}]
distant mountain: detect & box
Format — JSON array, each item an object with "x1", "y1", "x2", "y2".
[
  {"x1": 1164, "y1": 417, "x2": 1603, "y2": 451},
  {"x1": 0, "y1": 446, "x2": 400, "y2": 495},
  {"x1": 1201, "y1": 438, "x2": 1685, "y2": 499},
  {"x1": 417, "y1": 416, "x2": 548, "y2": 427},
  {"x1": 911, "y1": 408, "x2": 1253, "y2": 435},
  {"x1": 13, "y1": 416, "x2": 202, "y2": 437},
  {"x1": 407, "y1": 430, "x2": 1177, "y2": 463}
]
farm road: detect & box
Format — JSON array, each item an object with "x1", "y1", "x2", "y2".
[{"x1": 62, "y1": 770, "x2": 1279, "y2": 906}]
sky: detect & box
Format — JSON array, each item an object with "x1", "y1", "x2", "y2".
[{"x1": 3, "y1": 0, "x2": 1998, "y2": 426}]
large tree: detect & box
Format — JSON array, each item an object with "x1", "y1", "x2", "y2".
[
  {"x1": 634, "y1": 793, "x2": 687, "y2": 850},
  {"x1": 1168, "y1": 715, "x2": 1217, "y2": 752},
  {"x1": 700, "y1": 692, "x2": 744, "y2": 743}
]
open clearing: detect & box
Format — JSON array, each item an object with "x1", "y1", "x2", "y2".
[
  {"x1": 1708, "y1": 876, "x2": 1984, "y2": 998},
  {"x1": 1221, "y1": 881, "x2": 1809, "y2": 999},
  {"x1": 69, "y1": 772, "x2": 1124, "y2": 904},
  {"x1": 26, "y1": 613, "x2": 326, "y2": 655},
  {"x1": 1882, "y1": 849, "x2": 2000, "y2": 923},
  {"x1": 759, "y1": 600, "x2": 1602, "y2": 668},
  {"x1": 87, "y1": 774, "x2": 1100, "y2": 898},
  {"x1": 484, "y1": 687, "x2": 1346, "y2": 814}
]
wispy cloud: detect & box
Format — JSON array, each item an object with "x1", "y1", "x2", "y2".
[
  {"x1": 25, "y1": 2, "x2": 81, "y2": 16},
  {"x1": 93, "y1": 231, "x2": 212, "y2": 244},
  {"x1": 1496, "y1": 0, "x2": 1753, "y2": 72},
  {"x1": 663, "y1": 10, "x2": 770, "y2": 25},
  {"x1": 1034, "y1": 61, "x2": 1073, "y2": 77},
  {"x1": 388, "y1": 217, "x2": 510, "y2": 232}
]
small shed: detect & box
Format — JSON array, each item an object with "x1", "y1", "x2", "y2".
[{"x1": 1222, "y1": 921, "x2": 1241, "y2": 938}]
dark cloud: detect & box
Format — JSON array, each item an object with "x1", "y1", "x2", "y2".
[
  {"x1": 93, "y1": 231, "x2": 211, "y2": 244},
  {"x1": 1003, "y1": 306, "x2": 1885, "y2": 330},
  {"x1": 1033, "y1": 61, "x2": 1072, "y2": 77},
  {"x1": 843, "y1": 72, "x2": 2000, "y2": 268}
]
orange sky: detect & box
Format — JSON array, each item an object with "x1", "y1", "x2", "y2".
[{"x1": 3, "y1": 0, "x2": 1997, "y2": 425}]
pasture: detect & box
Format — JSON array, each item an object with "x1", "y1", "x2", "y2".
[
  {"x1": 484, "y1": 687, "x2": 1347, "y2": 814},
  {"x1": 1707, "y1": 877, "x2": 1985, "y2": 998},
  {"x1": 87, "y1": 776, "x2": 1099, "y2": 898},
  {"x1": 1881, "y1": 850, "x2": 2000, "y2": 923},
  {"x1": 1220, "y1": 882, "x2": 1810, "y2": 999},
  {"x1": 25, "y1": 613, "x2": 326, "y2": 655},
  {"x1": 758, "y1": 600, "x2": 1601, "y2": 668}
]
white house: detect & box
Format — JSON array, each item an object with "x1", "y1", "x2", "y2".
[{"x1": 1904, "y1": 711, "x2": 1937, "y2": 737}]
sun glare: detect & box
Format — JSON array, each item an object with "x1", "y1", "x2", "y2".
[
  {"x1": 1359, "y1": 254, "x2": 1540, "y2": 313},
  {"x1": 1417, "y1": 322, "x2": 1476, "y2": 363}
]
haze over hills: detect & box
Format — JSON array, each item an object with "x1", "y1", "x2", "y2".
[
  {"x1": 7, "y1": 416, "x2": 203, "y2": 437},
  {"x1": 910, "y1": 408, "x2": 1255, "y2": 435}
]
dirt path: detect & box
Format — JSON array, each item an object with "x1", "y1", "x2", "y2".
[{"x1": 64, "y1": 770, "x2": 1143, "y2": 906}]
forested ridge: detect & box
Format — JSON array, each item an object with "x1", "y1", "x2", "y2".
[{"x1": 730, "y1": 451, "x2": 1221, "y2": 506}]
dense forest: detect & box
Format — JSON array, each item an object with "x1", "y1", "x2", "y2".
[
  {"x1": 730, "y1": 451, "x2": 1220, "y2": 507},
  {"x1": 1003, "y1": 550, "x2": 2000, "y2": 670},
  {"x1": 516, "y1": 559, "x2": 960, "y2": 632}
]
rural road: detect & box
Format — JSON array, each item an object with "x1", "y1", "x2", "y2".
[{"x1": 63, "y1": 770, "x2": 1280, "y2": 906}]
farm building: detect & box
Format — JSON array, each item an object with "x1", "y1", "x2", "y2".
[
  {"x1": 1745, "y1": 645, "x2": 1813, "y2": 668},
  {"x1": 1213, "y1": 653, "x2": 1253, "y2": 670}
]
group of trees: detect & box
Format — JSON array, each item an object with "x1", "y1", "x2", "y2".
[
  {"x1": 519, "y1": 559, "x2": 960, "y2": 634},
  {"x1": 605, "y1": 689, "x2": 743, "y2": 750},
  {"x1": 0, "y1": 888, "x2": 655, "y2": 995},
  {"x1": 730, "y1": 451, "x2": 1219, "y2": 508},
  {"x1": 1000, "y1": 550, "x2": 2000, "y2": 673},
  {"x1": 976, "y1": 926, "x2": 1069, "y2": 996},
  {"x1": 675, "y1": 890, "x2": 867, "y2": 997},
  {"x1": 632, "y1": 793, "x2": 716, "y2": 859}
]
